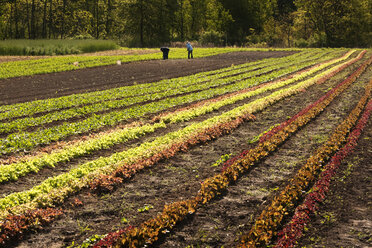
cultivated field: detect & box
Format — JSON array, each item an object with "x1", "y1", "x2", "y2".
[{"x1": 0, "y1": 49, "x2": 371, "y2": 248}]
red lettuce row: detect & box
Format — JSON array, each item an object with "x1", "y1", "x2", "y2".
[
  {"x1": 273, "y1": 96, "x2": 372, "y2": 248},
  {"x1": 238, "y1": 64, "x2": 372, "y2": 247},
  {"x1": 0, "y1": 208, "x2": 63, "y2": 246},
  {"x1": 89, "y1": 113, "x2": 256, "y2": 193},
  {"x1": 90, "y1": 57, "x2": 371, "y2": 248}
]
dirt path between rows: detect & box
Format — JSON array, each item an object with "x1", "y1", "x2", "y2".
[{"x1": 0, "y1": 51, "x2": 295, "y2": 105}]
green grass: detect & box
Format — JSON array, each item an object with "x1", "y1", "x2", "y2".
[{"x1": 0, "y1": 39, "x2": 118, "y2": 56}]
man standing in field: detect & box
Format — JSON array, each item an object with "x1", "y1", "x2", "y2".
[{"x1": 186, "y1": 41, "x2": 193, "y2": 59}]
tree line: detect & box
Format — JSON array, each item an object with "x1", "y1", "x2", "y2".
[{"x1": 0, "y1": 0, "x2": 371, "y2": 47}]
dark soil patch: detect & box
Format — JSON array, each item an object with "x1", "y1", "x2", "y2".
[
  {"x1": 11, "y1": 53, "x2": 371, "y2": 247},
  {"x1": 0, "y1": 51, "x2": 295, "y2": 105}
]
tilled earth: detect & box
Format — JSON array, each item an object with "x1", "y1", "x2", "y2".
[
  {"x1": 0, "y1": 51, "x2": 370, "y2": 248},
  {"x1": 0, "y1": 51, "x2": 295, "y2": 105}
]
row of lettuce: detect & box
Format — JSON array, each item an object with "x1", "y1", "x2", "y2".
[
  {"x1": 273, "y1": 90, "x2": 372, "y2": 248},
  {"x1": 82, "y1": 51, "x2": 371, "y2": 248},
  {"x1": 238, "y1": 60, "x2": 372, "y2": 247},
  {"x1": 0, "y1": 50, "x2": 367, "y2": 247},
  {"x1": 0, "y1": 50, "x2": 350, "y2": 155}
]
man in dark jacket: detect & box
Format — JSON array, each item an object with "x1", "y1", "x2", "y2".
[{"x1": 160, "y1": 47, "x2": 170, "y2": 59}]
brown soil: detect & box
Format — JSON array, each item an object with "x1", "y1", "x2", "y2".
[
  {"x1": 0, "y1": 51, "x2": 295, "y2": 105},
  {"x1": 0, "y1": 51, "x2": 370, "y2": 248}
]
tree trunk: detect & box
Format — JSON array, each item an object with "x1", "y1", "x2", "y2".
[
  {"x1": 48, "y1": 0, "x2": 53, "y2": 38},
  {"x1": 14, "y1": 0, "x2": 19, "y2": 38},
  {"x1": 106, "y1": 0, "x2": 112, "y2": 37},
  {"x1": 139, "y1": 0, "x2": 144, "y2": 47},
  {"x1": 8, "y1": 1, "x2": 13, "y2": 38},
  {"x1": 96, "y1": 0, "x2": 99, "y2": 39},
  {"x1": 61, "y1": 0, "x2": 67, "y2": 39},
  {"x1": 31, "y1": 0, "x2": 36, "y2": 39},
  {"x1": 42, "y1": 0, "x2": 48, "y2": 38},
  {"x1": 180, "y1": 0, "x2": 184, "y2": 40},
  {"x1": 26, "y1": 0, "x2": 31, "y2": 38}
]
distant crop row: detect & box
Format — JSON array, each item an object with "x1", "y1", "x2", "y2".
[{"x1": 0, "y1": 47, "x2": 296, "y2": 80}]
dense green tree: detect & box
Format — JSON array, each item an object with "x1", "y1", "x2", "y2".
[
  {"x1": 0, "y1": 0, "x2": 369, "y2": 47},
  {"x1": 294, "y1": 0, "x2": 371, "y2": 47}
]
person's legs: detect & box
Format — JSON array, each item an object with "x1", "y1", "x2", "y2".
[
  {"x1": 191, "y1": 50, "x2": 193, "y2": 59},
  {"x1": 188, "y1": 50, "x2": 191, "y2": 59}
]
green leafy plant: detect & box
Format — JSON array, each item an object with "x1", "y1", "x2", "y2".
[
  {"x1": 211, "y1": 153, "x2": 232, "y2": 167},
  {"x1": 137, "y1": 205, "x2": 154, "y2": 213}
]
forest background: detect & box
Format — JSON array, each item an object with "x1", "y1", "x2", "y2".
[{"x1": 0, "y1": 0, "x2": 371, "y2": 48}]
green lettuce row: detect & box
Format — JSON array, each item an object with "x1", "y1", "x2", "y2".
[{"x1": 0, "y1": 51, "x2": 328, "y2": 133}]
